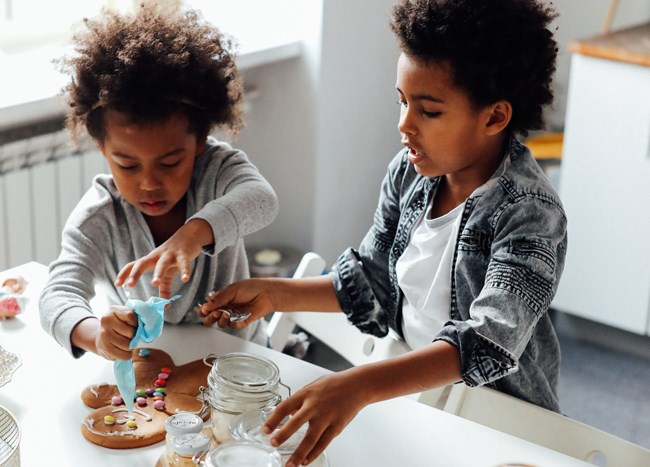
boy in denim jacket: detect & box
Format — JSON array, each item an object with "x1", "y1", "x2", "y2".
[{"x1": 199, "y1": 0, "x2": 566, "y2": 465}]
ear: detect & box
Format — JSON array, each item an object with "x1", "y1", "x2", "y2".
[
  {"x1": 194, "y1": 136, "x2": 207, "y2": 157},
  {"x1": 484, "y1": 100, "x2": 512, "y2": 136},
  {"x1": 97, "y1": 141, "x2": 108, "y2": 159}
]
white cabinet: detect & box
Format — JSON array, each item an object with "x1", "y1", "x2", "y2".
[{"x1": 553, "y1": 42, "x2": 650, "y2": 334}]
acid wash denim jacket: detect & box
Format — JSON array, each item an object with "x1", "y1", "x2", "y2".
[{"x1": 331, "y1": 137, "x2": 567, "y2": 412}]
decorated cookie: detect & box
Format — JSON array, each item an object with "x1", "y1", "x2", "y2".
[{"x1": 81, "y1": 348, "x2": 211, "y2": 449}]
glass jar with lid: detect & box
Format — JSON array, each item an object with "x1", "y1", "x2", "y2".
[
  {"x1": 164, "y1": 412, "x2": 204, "y2": 464},
  {"x1": 171, "y1": 433, "x2": 211, "y2": 467},
  {"x1": 203, "y1": 441, "x2": 282, "y2": 467},
  {"x1": 203, "y1": 352, "x2": 288, "y2": 444}
]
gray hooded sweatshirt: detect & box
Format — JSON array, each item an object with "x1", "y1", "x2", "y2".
[{"x1": 39, "y1": 138, "x2": 278, "y2": 357}]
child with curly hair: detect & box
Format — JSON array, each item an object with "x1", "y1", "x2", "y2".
[
  {"x1": 39, "y1": 4, "x2": 278, "y2": 361},
  {"x1": 199, "y1": 0, "x2": 566, "y2": 465}
]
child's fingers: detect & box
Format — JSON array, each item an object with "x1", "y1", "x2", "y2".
[
  {"x1": 157, "y1": 278, "x2": 173, "y2": 300},
  {"x1": 303, "y1": 426, "x2": 337, "y2": 466},
  {"x1": 114, "y1": 261, "x2": 135, "y2": 286},
  {"x1": 180, "y1": 257, "x2": 191, "y2": 282},
  {"x1": 205, "y1": 285, "x2": 237, "y2": 308},
  {"x1": 277, "y1": 417, "x2": 323, "y2": 467},
  {"x1": 264, "y1": 398, "x2": 299, "y2": 433},
  {"x1": 110, "y1": 307, "x2": 138, "y2": 334},
  {"x1": 125, "y1": 257, "x2": 155, "y2": 287},
  {"x1": 152, "y1": 252, "x2": 175, "y2": 286},
  {"x1": 200, "y1": 310, "x2": 225, "y2": 327}
]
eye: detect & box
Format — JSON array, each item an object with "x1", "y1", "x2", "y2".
[
  {"x1": 396, "y1": 100, "x2": 407, "y2": 108},
  {"x1": 117, "y1": 165, "x2": 137, "y2": 171},
  {"x1": 423, "y1": 111, "x2": 442, "y2": 118}
]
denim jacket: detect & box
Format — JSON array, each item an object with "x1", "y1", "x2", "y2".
[{"x1": 331, "y1": 137, "x2": 567, "y2": 412}]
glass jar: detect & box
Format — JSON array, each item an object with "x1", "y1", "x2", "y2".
[
  {"x1": 204, "y1": 441, "x2": 282, "y2": 467},
  {"x1": 164, "y1": 412, "x2": 204, "y2": 464},
  {"x1": 171, "y1": 433, "x2": 211, "y2": 467},
  {"x1": 230, "y1": 409, "x2": 306, "y2": 457},
  {"x1": 204, "y1": 353, "x2": 286, "y2": 444}
]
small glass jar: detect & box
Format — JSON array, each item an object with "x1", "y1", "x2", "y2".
[
  {"x1": 171, "y1": 433, "x2": 211, "y2": 467},
  {"x1": 164, "y1": 412, "x2": 204, "y2": 464},
  {"x1": 204, "y1": 441, "x2": 282, "y2": 467},
  {"x1": 204, "y1": 353, "x2": 285, "y2": 444}
]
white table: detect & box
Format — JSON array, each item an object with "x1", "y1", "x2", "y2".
[{"x1": 0, "y1": 262, "x2": 590, "y2": 467}]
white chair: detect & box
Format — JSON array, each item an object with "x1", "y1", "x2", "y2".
[
  {"x1": 267, "y1": 252, "x2": 411, "y2": 366},
  {"x1": 443, "y1": 384, "x2": 650, "y2": 466},
  {"x1": 266, "y1": 252, "x2": 449, "y2": 408}
]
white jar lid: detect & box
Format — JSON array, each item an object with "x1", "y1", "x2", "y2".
[{"x1": 164, "y1": 412, "x2": 204, "y2": 436}]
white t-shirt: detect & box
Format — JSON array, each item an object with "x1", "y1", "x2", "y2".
[
  {"x1": 397, "y1": 161, "x2": 507, "y2": 350},
  {"x1": 397, "y1": 202, "x2": 464, "y2": 350}
]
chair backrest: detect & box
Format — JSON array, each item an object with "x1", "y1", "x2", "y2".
[
  {"x1": 266, "y1": 252, "x2": 411, "y2": 367},
  {"x1": 443, "y1": 385, "x2": 650, "y2": 466}
]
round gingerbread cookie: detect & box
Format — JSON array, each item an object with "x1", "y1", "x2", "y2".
[{"x1": 81, "y1": 348, "x2": 210, "y2": 449}]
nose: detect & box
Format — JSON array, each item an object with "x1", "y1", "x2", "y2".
[
  {"x1": 397, "y1": 104, "x2": 416, "y2": 136},
  {"x1": 139, "y1": 169, "x2": 162, "y2": 192}
]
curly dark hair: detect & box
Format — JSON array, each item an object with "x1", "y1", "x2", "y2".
[
  {"x1": 390, "y1": 0, "x2": 559, "y2": 136},
  {"x1": 60, "y1": 3, "x2": 243, "y2": 143}
]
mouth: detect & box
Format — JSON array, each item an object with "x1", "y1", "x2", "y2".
[
  {"x1": 140, "y1": 200, "x2": 168, "y2": 214},
  {"x1": 402, "y1": 141, "x2": 426, "y2": 165}
]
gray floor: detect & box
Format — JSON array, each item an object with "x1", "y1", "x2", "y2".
[{"x1": 298, "y1": 310, "x2": 650, "y2": 450}]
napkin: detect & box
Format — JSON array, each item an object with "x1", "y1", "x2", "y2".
[{"x1": 114, "y1": 295, "x2": 180, "y2": 412}]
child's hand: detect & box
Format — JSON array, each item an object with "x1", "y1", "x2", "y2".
[
  {"x1": 115, "y1": 226, "x2": 204, "y2": 299},
  {"x1": 262, "y1": 371, "x2": 368, "y2": 467},
  {"x1": 197, "y1": 279, "x2": 278, "y2": 328},
  {"x1": 95, "y1": 305, "x2": 138, "y2": 361}
]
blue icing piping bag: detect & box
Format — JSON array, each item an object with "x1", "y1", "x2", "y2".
[{"x1": 113, "y1": 294, "x2": 181, "y2": 412}]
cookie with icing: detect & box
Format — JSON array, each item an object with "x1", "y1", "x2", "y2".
[{"x1": 81, "y1": 348, "x2": 211, "y2": 449}]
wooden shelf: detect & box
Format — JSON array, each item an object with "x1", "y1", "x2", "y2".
[{"x1": 570, "y1": 22, "x2": 650, "y2": 67}]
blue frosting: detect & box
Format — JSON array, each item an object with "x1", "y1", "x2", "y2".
[{"x1": 113, "y1": 295, "x2": 180, "y2": 412}]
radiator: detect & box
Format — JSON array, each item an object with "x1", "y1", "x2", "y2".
[{"x1": 0, "y1": 122, "x2": 107, "y2": 270}]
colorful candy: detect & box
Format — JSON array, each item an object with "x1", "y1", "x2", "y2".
[
  {"x1": 161, "y1": 367, "x2": 172, "y2": 374},
  {"x1": 104, "y1": 415, "x2": 115, "y2": 425},
  {"x1": 153, "y1": 400, "x2": 165, "y2": 410},
  {"x1": 139, "y1": 348, "x2": 150, "y2": 357},
  {"x1": 136, "y1": 397, "x2": 147, "y2": 407},
  {"x1": 135, "y1": 389, "x2": 147, "y2": 397},
  {"x1": 157, "y1": 372, "x2": 169, "y2": 380},
  {"x1": 145, "y1": 388, "x2": 155, "y2": 397},
  {"x1": 155, "y1": 387, "x2": 166, "y2": 395},
  {"x1": 152, "y1": 396, "x2": 164, "y2": 402},
  {"x1": 111, "y1": 395, "x2": 123, "y2": 406},
  {"x1": 126, "y1": 420, "x2": 137, "y2": 428},
  {"x1": 154, "y1": 378, "x2": 166, "y2": 387}
]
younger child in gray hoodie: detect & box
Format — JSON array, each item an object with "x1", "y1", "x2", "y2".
[{"x1": 39, "y1": 5, "x2": 278, "y2": 360}]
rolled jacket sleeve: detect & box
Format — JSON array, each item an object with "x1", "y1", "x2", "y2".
[{"x1": 436, "y1": 194, "x2": 567, "y2": 387}]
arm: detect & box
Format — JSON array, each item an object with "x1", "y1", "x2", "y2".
[
  {"x1": 71, "y1": 309, "x2": 137, "y2": 360},
  {"x1": 198, "y1": 275, "x2": 341, "y2": 328},
  {"x1": 116, "y1": 142, "x2": 279, "y2": 296},
  {"x1": 437, "y1": 195, "x2": 567, "y2": 388},
  {"x1": 39, "y1": 192, "x2": 138, "y2": 360},
  {"x1": 264, "y1": 340, "x2": 461, "y2": 467}
]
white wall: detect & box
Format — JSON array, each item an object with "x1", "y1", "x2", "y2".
[
  {"x1": 547, "y1": 0, "x2": 650, "y2": 130},
  {"x1": 312, "y1": 0, "x2": 401, "y2": 264},
  {"x1": 237, "y1": 0, "x2": 401, "y2": 266}
]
